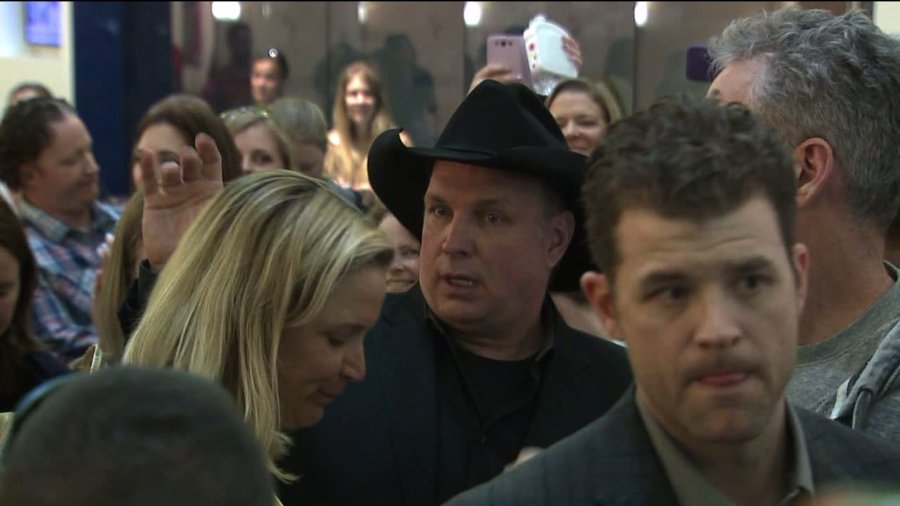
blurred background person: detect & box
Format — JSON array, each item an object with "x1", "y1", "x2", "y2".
[
  {"x1": 546, "y1": 77, "x2": 624, "y2": 156},
  {"x1": 251, "y1": 48, "x2": 289, "y2": 108},
  {"x1": 268, "y1": 97, "x2": 328, "y2": 178},
  {"x1": 132, "y1": 94, "x2": 243, "y2": 192},
  {"x1": 202, "y1": 22, "x2": 253, "y2": 113},
  {"x1": 369, "y1": 199, "x2": 420, "y2": 293},
  {"x1": 313, "y1": 42, "x2": 366, "y2": 130},
  {"x1": 221, "y1": 107, "x2": 292, "y2": 174},
  {"x1": 0, "y1": 199, "x2": 68, "y2": 412},
  {"x1": 0, "y1": 97, "x2": 118, "y2": 362},
  {"x1": 268, "y1": 96, "x2": 371, "y2": 212},
  {"x1": 325, "y1": 61, "x2": 411, "y2": 190},
  {"x1": 374, "y1": 33, "x2": 437, "y2": 147}
]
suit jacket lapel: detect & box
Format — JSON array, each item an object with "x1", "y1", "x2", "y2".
[
  {"x1": 587, "y1": 392, "x2": 680, "y2": 506},
  {"x1": 379, "y1": 286, "x2": 440, "y2": 505}
]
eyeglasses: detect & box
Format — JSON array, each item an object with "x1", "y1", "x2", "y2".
[
  {"x1": 1, "y1": 374, "x2": 78, "y2": 467},
  {"x1": 220, "y1": 105, "x2": 271, "y2": 123}
]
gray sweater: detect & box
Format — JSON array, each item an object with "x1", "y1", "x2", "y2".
[{"x1": 787, "y1": 263, "x2": 900, "y2": 443}]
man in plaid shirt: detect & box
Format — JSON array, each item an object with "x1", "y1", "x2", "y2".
[{"x1": 0, "y1": 97, "x2": 118, "y2": 361}]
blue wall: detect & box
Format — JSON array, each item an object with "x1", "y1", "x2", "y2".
[{"x1": 74, "y1": 2, "x2": 173, "y2": 198}]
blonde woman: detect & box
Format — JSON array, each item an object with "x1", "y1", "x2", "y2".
[
  {"x1": 545, "y1": 77, "x2": 624, "y2": 157},
  {"x1": 221, "y1": 107, "x2": 293, "y2": 174},
  {"x1": 326, "y1": 61, "x2": 411, "y2": 189},
  {"x1": 122, "y1": 170, "x2": 393, "y2": 489}
]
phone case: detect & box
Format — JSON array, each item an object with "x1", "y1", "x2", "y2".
[{"x1": 486, "y1": 34, "x2": 533, "y2": 88}]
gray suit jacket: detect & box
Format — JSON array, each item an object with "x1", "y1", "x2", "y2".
[{"x1": 446, "y1": 391, "x2": 900, "y2": 506}]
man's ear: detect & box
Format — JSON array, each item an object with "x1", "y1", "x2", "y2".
[
  {"x1": 793, "y1": 137, "x2": 833, "y2": 208},
  {"x1": 545, "y1": 210, "x2": 575, "y2": 269},
  {"x1": 580, "y1": 271, "x2": 622, "y2": 340}
]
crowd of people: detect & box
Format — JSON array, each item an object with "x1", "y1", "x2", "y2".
[{"x1": 0, "y1": 6, "x2": 899, "y2": 505}]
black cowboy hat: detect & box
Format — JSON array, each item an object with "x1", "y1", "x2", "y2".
[{"x1": 367, "y1": 79, "x2": 591, "y2": 291}]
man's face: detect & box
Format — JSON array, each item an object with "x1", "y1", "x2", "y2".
[
  {"x1": 251, "y1": 59, "x2": 282, "y2": 106},
  {"x1": 583, "y1": 196, "x2": 807, "y2": 445},
  {"x1": 23, "y1": 112, "x2": 99, "y2": 215},
  {"x1": 420, "y1": 161, "x2": 572, "y2": 335}
]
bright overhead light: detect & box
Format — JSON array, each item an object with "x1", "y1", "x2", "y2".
[
  {"x1": 358, "y1": 2, "x2": 369, "y2": 24},
  {"x1": 464, "y1": 2, "x2": 482, "y2": 28},
  {"x1": 634, "y1": 2, "x2": 648, "y2": 27},
  {"x1": 212, "y1": 2, "x2": 241, "y2": 21}
]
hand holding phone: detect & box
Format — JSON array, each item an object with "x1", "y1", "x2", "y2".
[{"x1": 486, "y1": 34, "x2": 533, "y2": 88}]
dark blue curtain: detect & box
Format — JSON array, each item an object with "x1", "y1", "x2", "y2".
[{"x1": 74, "y1": 2, "x2": 173, "y2": 198}]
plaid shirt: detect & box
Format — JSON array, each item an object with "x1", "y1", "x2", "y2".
[{"x1": 18, "y1": 198, "x2": 120, "y2": 361}]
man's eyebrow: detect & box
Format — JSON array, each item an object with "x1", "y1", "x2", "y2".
[
  {"x1": 423, "y1": 193, "x2": 446, "y2": 205},
  {"x1": 637, "y1": 270, "x2": 688, "y2": 289},
  {"x1": 473, "y1": 198, "x2": 511, "y2": 209},
  {"x1": 726, "y1": 256, "x2": 777, "y2": 274}
]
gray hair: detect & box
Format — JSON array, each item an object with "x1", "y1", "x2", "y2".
[
  {"x1": 268, "y1": 96, "x2": 328, "y2": 151},
  {"x1": 709, "y1": 7, "x2": 900, "y2": 231}
]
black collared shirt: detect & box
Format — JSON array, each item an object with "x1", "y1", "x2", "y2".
[{"x1": 428, "y1": 304, "x2": 555, "y2": 504}]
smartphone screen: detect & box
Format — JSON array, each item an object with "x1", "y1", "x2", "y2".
[{"x1": 486, "y1": 34, "x2": 533, "y2": 88}]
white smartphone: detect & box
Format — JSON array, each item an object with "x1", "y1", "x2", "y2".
[{"x1": 486, "y1": 34, "x2": 533, "y2": 89}]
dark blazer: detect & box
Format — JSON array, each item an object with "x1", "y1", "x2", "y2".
[
  {"x1": 445, "y1": 391, "x2": 900, "y2": 506},
  {"x1": 278, "y1": 285, "x2": 633, "y2": 506}
]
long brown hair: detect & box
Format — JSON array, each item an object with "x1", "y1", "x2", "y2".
[
  {"x1": 327, "y1": 61, "x2": 397, "y2": 186},
  {"x1": 0, "y1": 199, "x2": 42, "y2": 395}
]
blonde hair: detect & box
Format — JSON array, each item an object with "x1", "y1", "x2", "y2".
[
  {"x1": 92, "y1": 191, "x2": 144, "y2": 362},
  {"x1": 221, "y1": 107, "x2": 293, "y2": 171},
  {"x1": 122, "y1": 171, "x2": 393, "y2": 481},
  {"x1": 327, "y1": 61, "x2": 396, "y2": 187}
]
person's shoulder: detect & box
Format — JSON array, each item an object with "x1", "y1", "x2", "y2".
[
  {"x1": 799, "y1": 407, "x2": 900, "y2": 481},
  {"x1": 556, "y1": 321, "x2": 630, "y2": 371},
  {"x1": 375, "y1": 286, "x2": 427, "y2": 328}
]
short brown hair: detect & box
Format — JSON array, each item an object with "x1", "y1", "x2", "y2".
[
  {"x1": 582, "y1": 95, "x2": 796, "y2": 281},
  {"x1": 0, "y1": 97, "x2": 75, "y2": 190}
]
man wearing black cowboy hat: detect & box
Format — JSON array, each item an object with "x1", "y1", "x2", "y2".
[{"x1": 279, "y1": 80, "x2": 632, "y2": 505}]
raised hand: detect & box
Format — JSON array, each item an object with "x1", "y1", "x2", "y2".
[
  {"x1": 140, "y1": 133, "x2": 224, "y2": 270},
  {"x1": 563, "y1": 36, "x2": 582, "y2": 71},
  {"x1": 468, "y1": 63, "x2": 520, "y2": 94}
]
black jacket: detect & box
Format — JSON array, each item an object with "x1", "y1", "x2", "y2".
[{"x1": 277, "y1": 286, "x2": 633, "y2": 505}]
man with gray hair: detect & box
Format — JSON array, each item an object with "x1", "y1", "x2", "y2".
[{"x1": 707, "y1": 7, "x2": 900, "y2": 442}]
